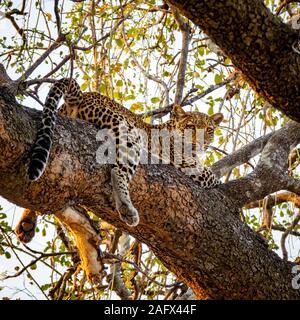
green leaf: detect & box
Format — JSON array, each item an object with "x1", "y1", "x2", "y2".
[
  {"x1": 124, "y1": 94, "x2": 136, "y2": 101},
  {"x1": 151, "y1": 97, "x2": 160, "y2": 103},
  {"x1": 5, "y1": 252, "x2": 11, "y2": 259},
  {"x1": 198, "y1": 46, "x2": 205, "y2": 56},
  {"x1": 224, "y1": 57, "x2": 231, "y2": 65},
  {"x1": 116, "y1": 79, "x2": 123, "y2": 87},
  {"x1": 81, "y1": 81, "x2": 89, "y2": 92},
  {"x1": 0, "y1": 213, "x2": 7, "y2": 219},
  {"x1": 143, "y1": 56, "x2": 150, "y2": 68},
  {"x1": 30, "y1": 263, "x2": 37, "y2": 270},
  {"x1": 280, "y1": 211, "x2": 284, "y2": 217},
  {"x1": 127, "y1": 27, "x2": 139, "y2": 38},
  {"x1": 214, "y1": 73, "x2": 223, "y2": 84},
  {"x1": 215, "y1": 128, "x2": 222, "y2": 136},
  {"x1": 115, "y1": 38, "x2": 123, "y2": 48},
  {"x1": 208, "y1": 105, "x2": 214, "y2": 115}
]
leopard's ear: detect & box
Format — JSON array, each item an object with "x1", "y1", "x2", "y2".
[
  {"x1": 172, "y1": 104, "x2": 186, "y2": 119},
  {"x1": 210, "y1": 113, "x2": 224, "y2": 125}
]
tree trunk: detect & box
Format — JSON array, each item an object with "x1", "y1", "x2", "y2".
[{"x1": 1, "y1": 90, "x2": 299, "y2": 299}]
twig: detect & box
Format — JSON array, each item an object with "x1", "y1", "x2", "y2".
[
  {"x1": 0, "y1": 229, "x2": 48, "y2": 299},
  {"x1": 110, "y1": 228, "x2": 123, "y2": 254},
  {"x1": 44, "y1": 55, "x2": 71, "y2": 79},
  {"x1": 224, "y1": 91, "x2": 248, "y2": 182},
  {"x1": 276, "y1": 0, "x2": 300, "y2": 15},
  {"x1": 129, "y1": 240, "x2": 142, "y2": 300},
  {"x1": 104, "y1": 252, "x2": 175, "y2": 289},
  {"x1": 21, "y1": 26, "x2": 87, "y2": 93},
  {"x1": 170, "y1": 5, "x2": 191, "y2": 105},
  {"x1": 142, "y1": 75, "x2": 236, "y2": 119},
  {"x1": 281, "y1": 210, "x2": 300, "y2": 260},
  {"x1": 272, "y1": 225, "x2": 300, "y2": 237},
  {"x1": 73, "y1": 16, "x2": 129, "y2": 51},
  {"x1": 207, "y1": 58, "x2": 234, "y2": 68},
  {"x1": 2, "y1": 250, "x2": 76, "y2": 280},
  {"x1": 181, "y1": 85, "x2": 197, "y2": 105},
  {"x1": 24, "y1": 90, "x2": 44, "y2": 106},
  {"x1": 54, "y1": 0, "x2": 62, "y2": 36},
  {"x1": 4, "y1": 5, "x2": 28, "y2": 47},
  {"x1": 0, "y1": 240, "x2": 63, "y2": 277},
  {"x1": 49, "y1": 265, "x2": 78, "y2": 300},
  {"x1": 23, "y1": 78, "x2": 57, "y2": 87},
  {"x1": 17, "y1": 35, "x2": 66, "y2": 82}
]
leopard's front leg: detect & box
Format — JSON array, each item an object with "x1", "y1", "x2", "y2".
[
  {"x1": 175, "y1": 156, "x2": 221, "y2": 189},
  {"x1": 110, "y1": 128, "x2": 141, "y2": 227},
  {"x1": 111, "y1": 164, "x2": 139, "y2": 227}
]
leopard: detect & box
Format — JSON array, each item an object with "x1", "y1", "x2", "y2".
[{"x1": 16, "y1": 78, "x2": 223, "y2": 242}]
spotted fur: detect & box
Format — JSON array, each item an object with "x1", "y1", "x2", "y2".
[{"x1": 26, "y1": 78, "x2": 223, "y2": 228}]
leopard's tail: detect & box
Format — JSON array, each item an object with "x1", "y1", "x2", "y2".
[{"x1": 27, "y1": 78, "x2": 82, "y2": 181}]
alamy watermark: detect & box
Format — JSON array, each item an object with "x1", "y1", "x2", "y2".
[
  {"x1": 95, "y1": 124, "x2": 206, "y2": 175},
  {"x1": 292, "y1": 265, "x2": 300, "y2": 290}
]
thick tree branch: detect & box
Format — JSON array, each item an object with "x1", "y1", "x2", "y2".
[
  {"x1": 0, "y1": 94, "x2": 299, "y2": 299},
  {"x1": 286, "y1": 176, "x2": 300, "y2": 194},
  {"x1": 168, "y1": 0, "x2": 300, "y2": 121},
  {"x1": 246, "y1": 192, "x2": 300, "y2": 210},
  {"x1": 220, "y1": 121, "x2": 300, "y2": 207},
  {"x1": 245, "y1": 192, "x2": 300, "y2": 231},
  {"x1": 211, "y1": 132, "x2": 274, "y2": 178}
]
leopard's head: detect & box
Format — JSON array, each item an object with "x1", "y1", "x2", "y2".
[{"x1": 171, "y1": 104, "x2": 223, "y2": 150}]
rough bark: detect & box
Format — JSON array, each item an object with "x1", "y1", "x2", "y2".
[
  {"x1": 168, "y1": 0, "x2": 300, "y2": 122},
  {"x1": 1, "y1": 92, "x2": 300, "y2": 299}
]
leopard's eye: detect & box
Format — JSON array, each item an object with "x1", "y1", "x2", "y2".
[{"x1": 206, "y1": 127, "x2": 214, "y2": 134}]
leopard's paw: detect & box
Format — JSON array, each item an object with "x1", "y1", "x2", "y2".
[
  {"x1": 15, "y1": 209, "x2": 37, "y2": 243},
  {"x1": 117, "y1": 203, "x2": 139, "y2": 227}
]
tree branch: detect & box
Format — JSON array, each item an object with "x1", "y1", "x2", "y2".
[
  {"x1": 211, "y1": 132, "x2": 274, "y2": 178},
  {"x1": 281, "y1": 210, "x2": 300, "y2": 260},
  {"x1": 245, "y1": 191, "x2": 300, "y2": 210},
  {"x1": 170, "y1": 5, "x2": 191, "y2": 105},
  {"x1": 54, "y1": 0, "x2": 62, "y2": 36},
  {"x1": 221, "y1": 121, "x2": 300, "y2": 207}
]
